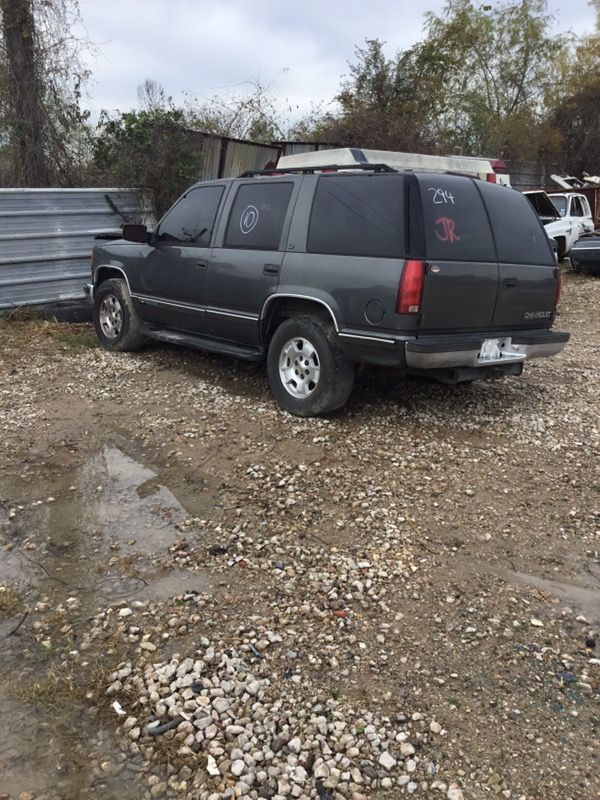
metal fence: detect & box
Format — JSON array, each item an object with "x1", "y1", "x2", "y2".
[
  {"x1": 0, "y1": 188, "x2": 146, "y2": 311},
  {"x1": 196, "y1": 135, "x2": 335, "y2": 180}
]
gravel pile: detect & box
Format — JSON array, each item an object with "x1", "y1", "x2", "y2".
[
  {"x1": 1, "y1": 271, "x2": 599, "y2": 800},
  {"x1": 108, "y1": 640, "x2": 460, "y2": 800}
]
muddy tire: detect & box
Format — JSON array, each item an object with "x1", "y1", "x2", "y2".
[
  {"x1": 267, "y1": 315, "x2": 354, "y2": 417},
  {"x1": 93, "y1": 278, "x2": 144, "y2": 351},
  {"x1": 554, "y1": 237, "x2": 567, "y2": 261}
]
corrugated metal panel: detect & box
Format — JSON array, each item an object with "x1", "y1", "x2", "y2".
[
  {"x1": 198, "y1": 135, "x2": 222, "y2": 181},
  {"x1": 278, "y1": 142, "x2": 336, "y2": 156},
  {"x1": 194, "y1": 136, "x2": 337, "y2": 181},
  {"x1": 0, "y1": 188, "x2": 147, "y2": 310},
  {"x1": 222, "y1": 140, "x2": 280, "y2": 177}
]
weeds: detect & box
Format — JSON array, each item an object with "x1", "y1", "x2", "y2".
[
  {"x1": 9, "y1": 655, "x2": 119, "y2": 713},
  {"x1": 0, "y1": 585, "x2": 22, "y2": 619},
  {"x1": 52, "y1": 328, "x2": 98, "y2": 349},
  {"x1": 0, "y1": 317, "x2": 97, "y2": 352}
]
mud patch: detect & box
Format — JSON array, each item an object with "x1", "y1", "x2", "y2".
[
  {"x1": 0, "y1": 689, "x2": 144, "y2": 800},
  {"x1": 0, "y1": 439, "x2": 214, "y2": 799},
  {"x1": 501, "y1": 565, "x2": 600, "y2": 624}
]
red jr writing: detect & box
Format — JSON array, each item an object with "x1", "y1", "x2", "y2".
[{"x1": 435, "y1": 216, "x2": 460, "y2": 243}]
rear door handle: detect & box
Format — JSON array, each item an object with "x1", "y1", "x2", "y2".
[
  {"x1": 196, "y1": 260, "x2": 208, "y2": 270},
  {"x1": 504, "y1": 278, "x2": 518, "y2": 288},
  {"x1": 263, "y1": 263, "x2": 280, "y2": 276}
]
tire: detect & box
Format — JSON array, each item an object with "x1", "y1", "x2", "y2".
[
  {"x1": 266, "y1": 315, "x2": 354, "y2": 417},
  {"x1": 554, "y1": 237, "x2": 567, "y2": 261},
  {"x1": 93, "y1": 278, "x2": 144, "y2": 351}
]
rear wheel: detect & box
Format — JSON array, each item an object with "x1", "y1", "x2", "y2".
[
  {"x1": 267, "y1": 315, "x2": 354, "y2": 417},
  {"x1": 93, "y1": 278, "x2": 144, "y2": 351}
]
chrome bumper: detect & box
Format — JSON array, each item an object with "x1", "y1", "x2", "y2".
[{"x1": 405, "y1": 335, "x2": 568, "y2": 370}]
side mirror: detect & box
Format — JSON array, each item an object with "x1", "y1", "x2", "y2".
[{"x1": 122, "y1": 223, "x2": 150, "y2": 243}]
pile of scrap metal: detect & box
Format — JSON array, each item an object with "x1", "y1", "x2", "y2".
[{"x1": 551, "y1": 173, "x2": 600, "y2": 189}]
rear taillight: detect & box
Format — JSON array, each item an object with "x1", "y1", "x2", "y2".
[
  {"x1": 396, "y1": 259, "x2": 425, "y2": 314},
  {"x1": 486, "y1": 172, "x2": 497, "y2": 183},
  {"x1": 555, "y1": 271, "x2": 562, "y2": 308}
]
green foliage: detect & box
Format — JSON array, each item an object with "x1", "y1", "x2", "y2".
[
  {"x1": 302, "y1": 39, "x2": 442, "y2": 152},
  {"x1": 93, "y1": 105, "x2": 204, "y2": 217},
  {"x1": 299, "y1": 1, "x2": 566, "y2": 162},
  {"x1": 420, "y1": 0, "x2": 564, "y2": 158}
]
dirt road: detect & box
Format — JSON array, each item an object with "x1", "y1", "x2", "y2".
[{"x1": 0, "y1": 270, "x2": 598, "y2": 800}]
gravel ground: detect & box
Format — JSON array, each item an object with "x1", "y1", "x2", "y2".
[{"x1": 0, "y1": 270, "x2": 598, "y2": 800}]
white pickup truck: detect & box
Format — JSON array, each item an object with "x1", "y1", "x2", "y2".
[{"x1": 524, "y1": 190, "x2": 594, "y2": 258}]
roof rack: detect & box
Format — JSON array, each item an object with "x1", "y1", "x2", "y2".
[{"x1": 239, "y1": 163, "x2": 398, "y2": 178}]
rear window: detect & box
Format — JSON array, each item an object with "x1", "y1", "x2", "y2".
[
  {"x1": 308, "y1": 174, "x2": 405, "y2": 258},
  {"x1": 418, "y1": 175, "x2": 495, "y2": 262},
  {"x1": 478, "y1": 182, "x2": 555, "y2": 266}
]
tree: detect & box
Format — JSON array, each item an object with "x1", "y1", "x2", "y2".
[
  {"x1": 420, "y1": 0, "x2": 564, "y2": 158},
  {"x1": 190, "y1": 78, "x2": 289, "y2": 142},
  {"x1": 547, "y1": 3, "x2": 600, "y2": 174},
  {"x1": 298, "y1": 1, "x2": 564, "y2": 161},
  {"x1": 0, "y1": 0, "x2": 90, "y2": 186},
  {"x1": 93, "y1": 91, "x2": 205, "y2": 216},
  {"x1": 0, "y1": 0, "x2": 48, "y2": 184},
  {"x1": 296, "y1": 39, "x2": 444, "y2": 152}
]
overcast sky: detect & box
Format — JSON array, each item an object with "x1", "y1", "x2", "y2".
[{"x1": 77, "y1": 0, "x2": 598, "y2": 125}]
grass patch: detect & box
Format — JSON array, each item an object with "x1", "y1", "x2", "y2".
[
  {"x1": 0, "y1": 585, "x2": 22, "y2": 620},
  {"x1": 9, "y1": 656, "x2": 119, "y2": 713},
  {"x1": 0, "y1": 315, "x2": 97, "y2": 350},
  {"x1": 51, "y1": 327, "x2": 98, "y2": 349}
]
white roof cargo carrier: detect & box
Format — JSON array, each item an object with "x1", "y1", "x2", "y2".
[{"x1": 277, "y1": 147, "x2": 510, "y2": 185}]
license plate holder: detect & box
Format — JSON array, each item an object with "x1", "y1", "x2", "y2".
[{"x1": 479, "y1": 338, "x2": 503, "y2": 362}]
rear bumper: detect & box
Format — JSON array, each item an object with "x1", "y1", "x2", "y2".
[
  {"x1": 405, "y1": 330, "x2": 569, "y2": 370},
  {"x1": 571, "y1": 254, "x2": 600, "y2": 273}
]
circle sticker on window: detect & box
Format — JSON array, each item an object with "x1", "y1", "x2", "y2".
[{"x1": 240, "y1": 205, "x2": 259, "y2": 234}]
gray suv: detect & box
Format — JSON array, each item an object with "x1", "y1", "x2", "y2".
[{"x1": 86, "y1": 164, "x2": 568, "y2": 417}]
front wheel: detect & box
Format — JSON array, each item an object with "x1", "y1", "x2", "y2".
[
  {"x1": 93, "y1": 278, "x2": 144, "y2": 351},
  {"x1": 267, "y1": 316, "x2": 354, "y2": 417},
  {"x1": 554, "y1": 237, "x2": 567, "y2": 261}
]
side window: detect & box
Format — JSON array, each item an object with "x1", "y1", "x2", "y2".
[
  {"x1": 582, "y1": 196, "x2": 591, "y2": 217},
  {"x1": 155, "y1": 185, "x2": 224, "y2": 245},
  {"x1": 418, "y1": 175, "x2": 495, "y2": 262},
  {"x1": 571, "y1": 196, "x2": 584, "y2": 217},
  {"x1": 477, "y1": 182, "x2": 554, "y2": 266},
  {"x1": 224, "y1": 182, "x2": 293, "y2": 250},
  {"x1": 307, "y1": 174, "x2": 405, "y2": 258}
]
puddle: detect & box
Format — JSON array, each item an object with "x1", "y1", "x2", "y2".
[
  {"x1": 503, "y1": 567, "x2": 600, "y2": 625},
  {"x1": 0, "y1": 444, "x2": 214, "y2": 603},
  {"x1": 0, "y1": 440, "x2": 215, "y2": 799}
]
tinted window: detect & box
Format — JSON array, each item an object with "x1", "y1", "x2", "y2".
[
  {"x1": 224, "y1": 182, "x2": 293, "y2": 250},
  {"x1": 418, "y1": 175, "x2": 495, "y2": 262},
  {"x1": 478, "y1": 182, "x2": 554, "y2": 266},
  {"x1": 549, "y1": 195, "x2": 567, "y2": 216},
  {"x1": 156, "y1": 185, "x2": 224, "y2": 245},
  {"x1": 308, "y1": 174, "x2": 405, "y2": 258},
  {"x1": 571, "y1": 196, "x2": 584, "y2": 217}
]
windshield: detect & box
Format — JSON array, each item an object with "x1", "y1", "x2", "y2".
[{"x1": 549, "y1": 195, "x2": 567, "y2": 217}]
